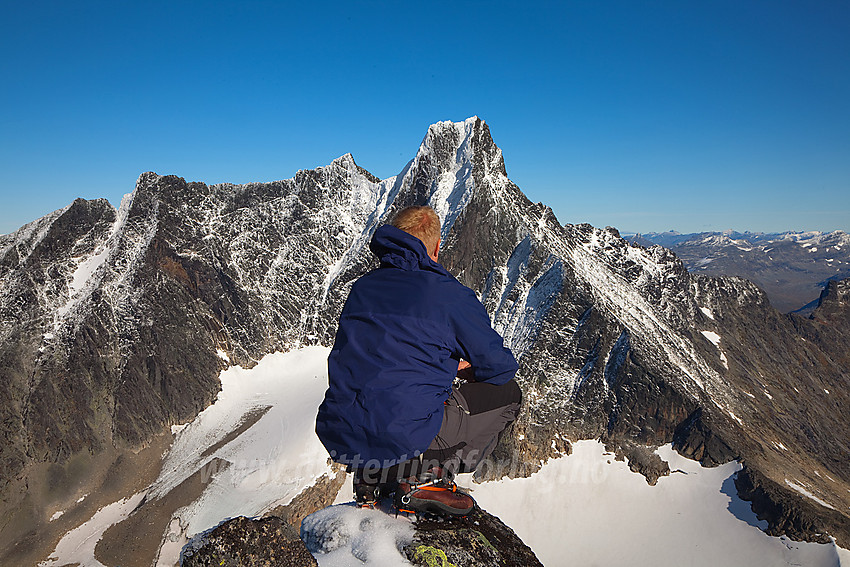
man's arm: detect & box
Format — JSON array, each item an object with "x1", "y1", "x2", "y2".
[{"x1": 450, "y1": 288, "x2": 518, "y2": 385}]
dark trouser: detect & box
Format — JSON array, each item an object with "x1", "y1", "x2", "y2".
[
  {"x1": 422, "y1": 379, "x2": 522, "y2": 475},
  {"x1": 355, "y1": 379, "x2": 522, "y2": 485}
]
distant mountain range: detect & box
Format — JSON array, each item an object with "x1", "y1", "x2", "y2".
[{"x1": 628, "y1": 231, "x2": 850, "y2": 313}]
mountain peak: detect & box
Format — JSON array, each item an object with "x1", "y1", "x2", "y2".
[
  {"x1": 427, "y1": 115, "x2": 481, "y2": 132},
  {"x1": 328, "y1": 152, "x2": 356, "y2": 167}
]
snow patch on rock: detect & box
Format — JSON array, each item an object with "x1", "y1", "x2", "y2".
[
  {"x1": 39, "y1": 492, "x2": 146, "y2": 567},
  {"x1": 785, "y1": 479, "x2": 837, "y2": 511},
  {"x1": 301, "y1": 504, "x2": 414, "y2": 566},
  {"x1": 701, "y1": 330, "x2": 722, "y2": 346}
]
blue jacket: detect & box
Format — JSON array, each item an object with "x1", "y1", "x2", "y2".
[{"x1": 316, "y1": 224, "x2": 518, "y2": 468}]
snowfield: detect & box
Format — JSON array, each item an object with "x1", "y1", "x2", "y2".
[
  {"x1": 41, "y1": 347, "x2": 335, "y2": 567},
  {"x1": 40, "y1": 347, "x2": 850, "y2": 566},
  {"x1": 149, "y1": 346, "x2": 334, "y2": 537},
  {"x1": 473, "y1": 442, "x2": 849, "y2": 567}
]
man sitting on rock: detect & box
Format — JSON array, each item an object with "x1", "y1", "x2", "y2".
[{"x1": 316, "y1": 205, "x2": 521, "y2": 516}]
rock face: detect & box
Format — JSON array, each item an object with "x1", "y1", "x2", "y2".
[
  {"x1": 1, "y1": 117, "x2": 849, "y2": 553},
  {"x1": 735, "y1": 465, "x2": 850, "y2": 545},
  {"x1": 268, "y1": 469, "x2": 348, "y2": 529}
]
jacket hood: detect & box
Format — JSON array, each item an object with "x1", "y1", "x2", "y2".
[{"x1": 369, "y1": 225, "x2": 447, "y2": 275}]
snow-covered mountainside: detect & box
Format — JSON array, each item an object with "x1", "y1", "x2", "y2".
[
  {"x1": 2, "y1": 117, "x2": 850, "y2": 562},
  {"x1": 630, "y1": 230, "x2": 850, "y2": 313}
]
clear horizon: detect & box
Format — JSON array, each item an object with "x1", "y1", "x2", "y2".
[{"x1": 2, "y1": 1, "x2": 848, "y2": 236}]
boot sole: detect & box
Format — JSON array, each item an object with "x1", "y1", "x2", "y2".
[{"x1": 396, "y1": 495, "x2": 475, "y2": 516}]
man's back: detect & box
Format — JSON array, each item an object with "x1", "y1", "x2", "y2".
[{"x1": 316, "y1": 224, "x2": 517, "y2": 469}]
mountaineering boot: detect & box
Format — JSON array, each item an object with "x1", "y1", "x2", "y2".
[
  {"x1": 354, "y1": 478, "x2": 383, "y2": 508},
  {"x1": 394, "y1": 467, "x2": 475, "y2": 516}
]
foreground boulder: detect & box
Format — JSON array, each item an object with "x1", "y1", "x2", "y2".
[
  {"x1": 299, "y1": 503, "x2": 542, "y2": 566},
  {"x1": 181, "y1": 515, "x2": 317, "y2": 567},
  {"x1": 405, "y1": 508, "x2": 543, "y2": 567},
  {"x1": 182, "y1": 506, "x2": 541, "y2": 566}
]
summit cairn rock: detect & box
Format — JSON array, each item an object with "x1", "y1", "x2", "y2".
[
  {"x1": 405, "y1": 507, "x2": 543, "y2": 567},
  {"x1": 181, "y1": 515, "x2": 317, "y2": 567},
  {"x1": 184, "y1": 505, "x2": 542, "y2": 566}
]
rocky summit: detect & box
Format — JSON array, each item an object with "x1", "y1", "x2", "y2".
[
  {"x1": 296, "y1": 502, "x2": 542, "y2": 566},
  {"x1": 181, "y1": 515, "x2": 318, "y2": 567},
  {"x1": 1, "y1": 117, "x2": 849, "y2": 562},
  {"x1": 403, "y1": 507, "x2": 543, "y2": 567}
]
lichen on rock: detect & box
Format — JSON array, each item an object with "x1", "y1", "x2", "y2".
[
  {"x1": 404, "y1": 507, "x2": 543, "y2": 567},
  {"x1": 181, "y1": 515, "x2": 317, "y2": 567}
]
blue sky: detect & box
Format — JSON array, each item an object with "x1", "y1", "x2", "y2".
[{"x1": 2, "y1": 1, "x2": 848, "y2": 235}]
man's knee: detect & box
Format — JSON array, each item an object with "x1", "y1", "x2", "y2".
[
  {"x1": 503, "y1": 378, "x2": 522, "y2": 406},
  {"x1": 457, "y1": 378, "x2": 522, "y2": 415}
]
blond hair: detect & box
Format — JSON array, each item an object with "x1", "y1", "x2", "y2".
[{"x1": 391, "y1": 206, "x2": 441, "y2": 255}]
